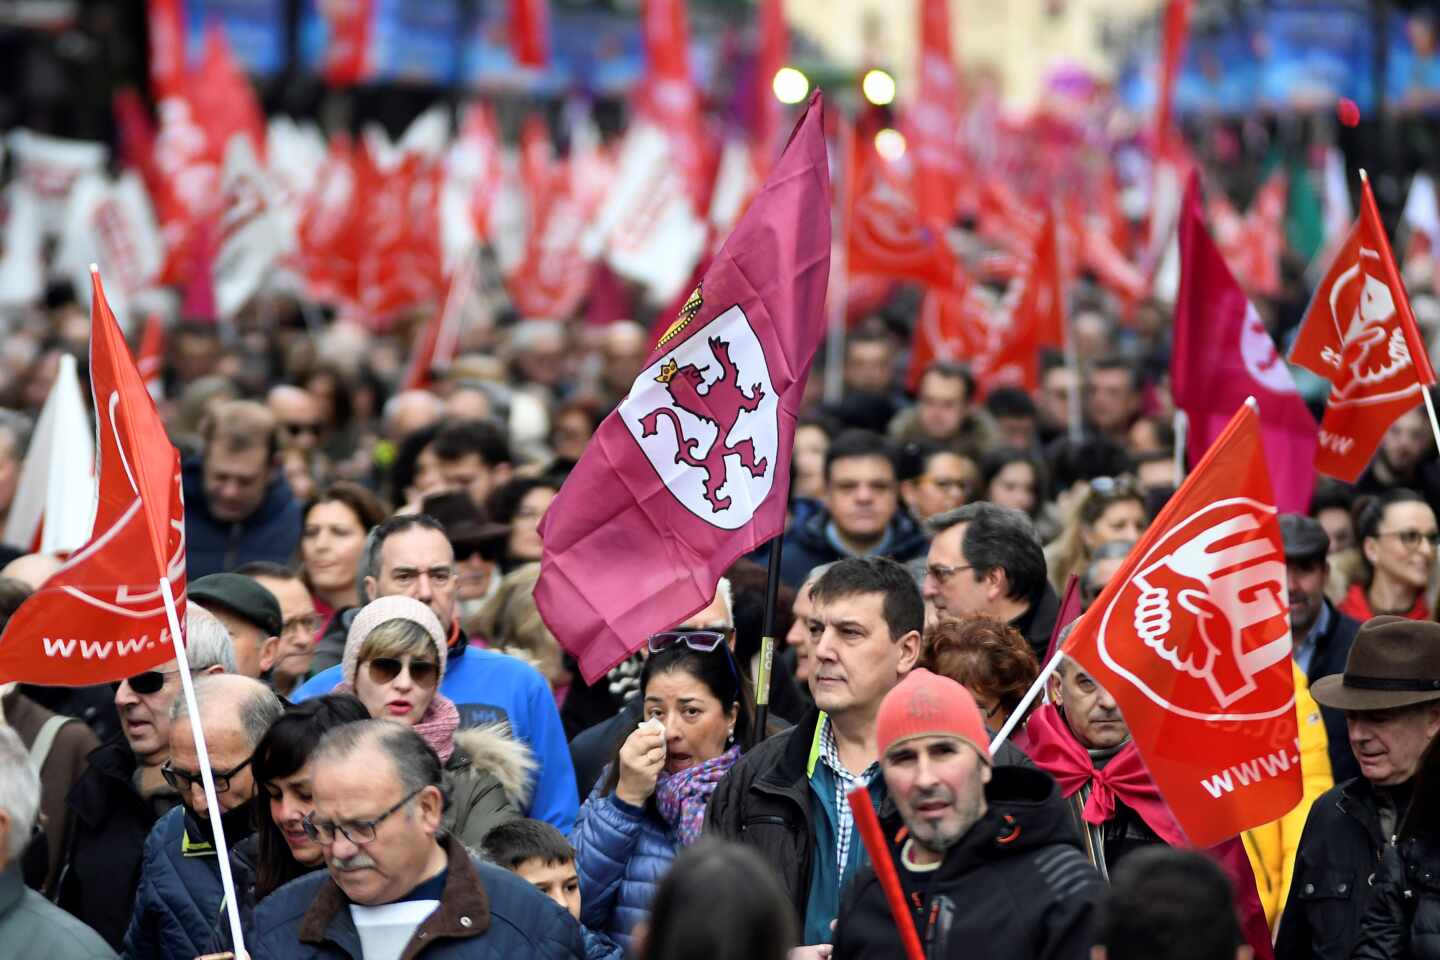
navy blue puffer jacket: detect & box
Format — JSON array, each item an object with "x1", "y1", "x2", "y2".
[
  {"x1": 119, "y1": 806, "x2": 228, "y2": 960},
  {"x1": 571, "y1": 778, "x2": 678, "y2": 954}
]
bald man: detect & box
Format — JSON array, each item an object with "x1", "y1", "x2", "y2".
[
  {"x1": 267, "y1": 384, "x2": 323, "y2": 453},
  {"x1": 382, "y1": 389, "x2": 445, "y2": 444}
]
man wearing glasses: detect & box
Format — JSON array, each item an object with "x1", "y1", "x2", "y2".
[
  {"x1": 53, "y1": 606, "x2": 236, "y2": 951},
  {"x1": 293, "y1": 514, "x2": 578, "y2": 834},
  {"x1": 121, "y1": 674, "x2": 283, "y2": 960},
  {"x1": 252, "y1": 719, "x2": 585, "y2": 958},
  {"x1": 922, "y1": 502, "x2": 1059, "y2": 663},
  {"x1": 235, "y1": 561, "x2": 321, "y2": 698}
]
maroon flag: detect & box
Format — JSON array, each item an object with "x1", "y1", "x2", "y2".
[
  {"x1": 1172, "y1": 173, "x2": 1318, "y2": 513},
  {"x1": 536, "y1": 92, "x2": 831, "y2": 683}
]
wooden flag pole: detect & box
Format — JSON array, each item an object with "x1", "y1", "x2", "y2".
[
  {"x1": 159, "y1": 576, "x2": 247, "y2": 956},
  {"x1": 750, "y1": 536, "x2": 785, "y2": 750}
]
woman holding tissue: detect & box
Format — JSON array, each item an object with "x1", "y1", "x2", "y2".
[{"x1": 572, "y1": 630, "x2": 754, "y2": 953}]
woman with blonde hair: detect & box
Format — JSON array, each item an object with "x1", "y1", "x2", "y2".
[
  {"x1": 1043, "y1": 476, "x2": 1148, "y2": 595},
  {"x1": 339, "y1": 595, "x2": 533, "y2": 848}
]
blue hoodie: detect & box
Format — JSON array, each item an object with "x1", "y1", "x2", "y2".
[
  {"x1": 181, "y1": 457, "x2": 303, "y2": 579},
  {"x1": 293, "y1": 643, "x2": 579, "y2": 835}
]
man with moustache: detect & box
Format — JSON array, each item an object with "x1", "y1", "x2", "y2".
[
  {"x1": 250, "y1": 720, "x2": 584, "y2": 958},
  {"x1": 120, "y1": 674, "x2": 283, "y2": 960},
  {"x1": 831, "y1": 670, "x2": 1102, "y2": 959},
  {"x1": 53, "y1": 606, "x2": 235, "y2": 950}
]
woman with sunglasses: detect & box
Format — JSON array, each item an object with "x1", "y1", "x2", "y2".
[
  {"x1": 572, "y1": 631, "x2": 754, "y2": 954},
  {"x1": 1043, "y1": 476, "x2": 1148, "y2": 595},
  {"x1": 203, "y1": 693, "x2": 370, "y2": 954},
  {"x1": 1342, "y1": 490, "x2": 1439, "y2": 621},
  {"x1": 338, "y1": 595, "x2": 528, "y2": 849}
]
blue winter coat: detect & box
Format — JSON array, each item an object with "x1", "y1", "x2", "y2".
[
  {"x1": 182, "y1": 457, "x2": 303, "y2": 579},
  {"x1": 249, "y1": 834, "x2": 584, "y2": 959},
  {"x1": 119, "y1": 806, "x2": 229, "y2": 960},
  {"x1": 571, "y1": 779, "x2": 679, "y2": 954}
]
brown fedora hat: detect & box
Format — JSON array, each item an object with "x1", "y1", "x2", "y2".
[{"x1": 1311, "y1": 616, "x2": 1440, "y2": 711}]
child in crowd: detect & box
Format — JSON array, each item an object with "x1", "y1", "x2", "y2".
[{"x1": 482, "y1": 819, "x2": 623, "y2": 960}]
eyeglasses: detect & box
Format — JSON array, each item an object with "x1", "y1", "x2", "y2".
[
  {"x1": 282, "y1": 613, "x2": 321, "y2": 637},
  {"x1": 1088, "y1": 476, "x2": 1136, "y2": 497},
  {"x1": 125, "y1": 668, "x2": 180, "y2": 695},
  {"x1": 162, "y1": 754, "x2": 254, "y2": 794},
  {"x1": 922, "y1": 475, "x2": 971, "y2": 496},
  {"x1": 925, "y1": 563, "x2": 974, "y2": 585},
  {"x1": 647, "y1": 629, "x2": 741, "y2": 687},
  {"x1": 302, "y1": 786, "x2": 425, "y2": 845},
  {"x1": 281, "y1": 422, "x2": 322, "y2": 437},
  {"x1": 1376, "y1": 529, "x2": 1440, "y2": 549},
  {"x1": 365, "y1": 656, "x2": 440, "y2": 688}
]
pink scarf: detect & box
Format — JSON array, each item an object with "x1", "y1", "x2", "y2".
[
  {"x1": 654, "y1": 746, "x2": 741, "y2": 847},
  {"x1": 336, "y1": 682, "x2": 461, "y2": 763}
]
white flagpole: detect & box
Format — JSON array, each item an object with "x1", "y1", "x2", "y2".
[
  {"x1": 1422, "y1": 387, "x2": 1440, "y2": 460},
  {"x1": 159, "y1": 575, "x2": 246, "y2": 956},
  {"x1": 990, "y1": 648, "x2": 1066, "y2": 753},
  {"x1": 1172, "y1": 408, "x2": 1188, "y2": 483}
]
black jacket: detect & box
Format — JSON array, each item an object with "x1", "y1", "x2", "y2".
[
  {"x1": 832, "y1": 765, "x2": 1102, "y2": 960},
  {"x1": 1275, "y1": 776, "x2": 1390, "y2": 960},
  {"x1": 777, "y1": 509, "x2": 929, "y2": 588},
  {"x1": 1011, "y1": 581, "x2": 1061, "y2": 666},
  {"x1": 182, "y1": 456, "x2": 303, "y2": 580},
  {"x1": 1302, "y1": 602, "x2": 1362, "y2": 785},
  {"x1": 1352, "y1": 835, "x2": 1440, "y2": 960},
  {"x1": 53, "y1": 736, "x2": 179, "y2": 950},
  {"x1": 249, "y1": 834, "x2": 585, "y2": 959},
  {"x1": 309, "y1": 606, "x2": 357, "y2": 677}
]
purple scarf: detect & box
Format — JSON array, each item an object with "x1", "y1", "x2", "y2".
[{"x1": 654, "y1": 746, "x2": 741, "y2": 847}]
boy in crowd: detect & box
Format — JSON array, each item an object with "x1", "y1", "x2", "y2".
[{"x1": 482, "y1": 819, "x2": 621, "y2": 960}]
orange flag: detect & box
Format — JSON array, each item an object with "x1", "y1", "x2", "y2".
[
  {"x1": 1063, "y1": 400, "x2": 1301, "y2": 849},
  {"x1": 0, "y1": 269, "x2": 187, "y2": 685},
  {"x1": 1289, "y1": 171, "x2": 1436, "y2": 481}
]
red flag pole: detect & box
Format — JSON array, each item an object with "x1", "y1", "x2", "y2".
[
  {"x1": 1359, "y1": 168, "x2": 1440, "y2": 454},
  {"x1": 846, "y1": 787, "x2": 925, "y2": 960}
]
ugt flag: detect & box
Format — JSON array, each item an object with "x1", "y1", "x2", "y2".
[
  {"x1": 1288, "y1": 170, "x2": 1436, "y2": 482},
  {"x1": 1063, "y1": 400, "x2": 1302, "y2": 849},
  {"x1": 0, "y1": 268, "x2": 187, "y2": 685},
  {"x1": 1172, "y1": 172, "x2": 1317, "y2": 513},
  {"x1": 536, "y1": 92, "x2": 831, "y2": 683}
]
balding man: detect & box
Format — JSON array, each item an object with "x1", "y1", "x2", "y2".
[
  {"x1": 251, "y1": 720, "x2": 584, "y2": 959},
  {"x1": 267, "y1": 385, "x2": 324, "y2": 454},
  {"x1": 120, "y1": 674, "x2": 282, "y2": 960},
  {"x1": 184, "y1": 399, "x2": 303, "y2": 578},
  {"x1": 383, "y1": 389, "x2": 445, "y2": 445}
]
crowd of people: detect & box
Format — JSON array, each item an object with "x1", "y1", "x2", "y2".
[{"x1": 5, "y1": 268, "x2": 1440, "y2": 960}]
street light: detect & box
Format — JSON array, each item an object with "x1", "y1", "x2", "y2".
[
  {"x1": 862, "y1": 68, "x2": 896, "y2": 106},
  {"x1": 874, "y1": 128, "x2": 907, "y2": 161},
  {"x1": 773, "y1": 67, "x2": 810, "y2": 105}
]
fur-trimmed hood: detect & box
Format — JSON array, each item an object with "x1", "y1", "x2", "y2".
[{"x1": 453, "y1": 722, "x2": 537, "y2": 810}]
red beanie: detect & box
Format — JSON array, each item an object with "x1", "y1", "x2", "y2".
[{"x1": 876, "y1": 668, "x2": 992, "y2": 766}]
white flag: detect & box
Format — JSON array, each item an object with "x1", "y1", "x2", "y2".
[{"x1": 3, "y1": 352, "x2": 96, "y2": 553}]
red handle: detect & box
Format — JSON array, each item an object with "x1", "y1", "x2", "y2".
[{"x1": 846, "y1": 786, "x2": 926, "y2": 960}]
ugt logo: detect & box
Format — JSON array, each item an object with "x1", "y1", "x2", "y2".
[
  {"x1": 619, "y1": 288, "x2": 780, "y2": 530},
  {"x1": 1095, "y1": 498, "x2": 1295, "y2": 723}
]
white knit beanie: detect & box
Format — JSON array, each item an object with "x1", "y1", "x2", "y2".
[{"x1": 342, "y1": 596, "x2": 448, "y2": 688}]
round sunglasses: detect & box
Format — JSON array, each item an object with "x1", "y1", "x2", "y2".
[{"x1": 364, "y1": 655, "x2": 439, "y2": 689}]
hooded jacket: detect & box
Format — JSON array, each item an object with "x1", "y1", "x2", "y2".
[
  {"x1": 444, "y1": 725, "x2": 534, "y2": 849},
  {"x1": 777, "y1": 507, "x2": 930, "y2": 588},
  {"x1": 832, "y1": 765, "x2": 1102, "y2": 960},
  {"x1": 182, "y1": 456, "x2": 303, "y2": 580}
]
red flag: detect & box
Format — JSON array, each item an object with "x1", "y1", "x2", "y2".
[
  {"x1": 639, "y1": 0, "x2": 710, "y2": 215},
  {"x1": 977, "y1": 216, "x2": 1064, "y2": 396},
  {"x1": 510, "y1": 0, "x2": 551, "y2": 68},
  {"x1": 1044, "y1": 575, "x2": 1083, "y2": 662},
  {"x1": 752, "y1": 0, "x2": 787, "y2": 179},
  {"x1": 846, "y1": 124, "x2": 961, "y2": 289},
  {"x1": 0, "y1": 269, "x2": 186, "y2": 685},
  {"x1": 1172, "y1": 173, "x2": 1317, "y2": 512},
  {"x1": 911, "y1": 0, "x2": 963, "y2": 226},
  {"x1": 137, "y1": 312, "x2": 166, "y2": 401},
  {"x1": 1154, "y1": 0, "x2": 1191, "y2": 153},
  {"x1": 1062, "y1": 400, "x2": 1301, "y2": 849},
  {"x1": 536, "y1": 92, "x2": 831, "y2": 683},
  {"x1": 148, "y1": 0, "x2": 186, "y2": 101},
  {"x1": 1289, "y1": 173, "x2": 1437, "y2": 481},
  {"x1": 321, "y1": 0, "x2": 375, "y2": 85},
  {"x1": 905, "y1": 278, "x2": 988, "y2": 392}
]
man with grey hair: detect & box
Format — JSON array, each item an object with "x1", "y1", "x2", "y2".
[
  {"x1": 55, "y1": 604, "x2": 235, "y2": 950},
  {"x1": 121, "y1": 674, "x2": 282, "y2": 959},
  {"x1": 252, "y1": 719, "x2": 585, "y2": 958},
  {"x1": 0, "y1": 726, "x2": 116, "y2": 959},
  {"x1": 922, "y1": 502, "x2": 1059, "y2": 662}
]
